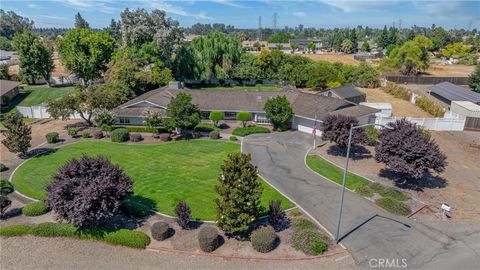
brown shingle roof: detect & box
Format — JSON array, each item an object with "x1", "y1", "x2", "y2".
[
  {"x1": 115, "y1": 86, "x2": 378, "y2": 120},
  {"x1": 0, "y1": 80, "x2": 21, "y2": 96}
]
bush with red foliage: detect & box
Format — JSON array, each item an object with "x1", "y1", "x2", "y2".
[
  {"x1": 46, "y1": 155, "x2": 133, "y2": 227},
  {"x1": 375, "y1": 119, "x2": 447, "y2": 180},
  {"x1": 321, "y1": 114, "x2": 367, "y2": 148}
]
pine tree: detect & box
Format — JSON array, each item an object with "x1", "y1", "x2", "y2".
[
  {"x1": 214, "y1": 153, "x2": 263, "y2": 236},
  {"x1": 74, "y1": 12, "x2": 89, "y2": 29},
  {"x1": 1, "y1": 112, "x2": 31, "y2": 156},
  {"x1": 377, "y1": 25, "x2": 389, "y2": 49},
  {"x1": 349, "y1": 29, "x2": 358, "y2": 53}
]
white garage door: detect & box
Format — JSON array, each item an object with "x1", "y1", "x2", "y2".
[{"x1": 293, "y1": 116, "x2": 322, "y2": 135}]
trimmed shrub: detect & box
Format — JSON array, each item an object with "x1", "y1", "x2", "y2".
[
  {"x1": 250, "y1": 226, "x2": 278, "y2": 253},
  {"x1": 82, "y1": 131, "x2": 90, "y2": 138},
  {"x1": 159, "y1": 133, "x2": 171, "y2": 142},
  {"x1": 194, "y1": 123, "x2": 220, "y2": 132},
  {"x1": 375, "y1": 197, "x2": 411, "y2": 216},
  {"x1": 129, "y1": 133, "x2": 143, "y2": 142},
  {"x1": 30, "y1": 222, "x2": 77, "y2": 237},
  {"x1": 22, "y1": 201, "x2": 49, "y2": 216},
  {"x1": 67, "y1": 128, "x2": 78, "y2": 137},
  {"x1": 355, "y1": 185, "x2": 374, "y2": 197},
  {"x1": 121, "y1": 200, "x2": 151, "y2": 218},
  {"x1": 103, "y1": 126, "x2": 168, "y2": 133},
  {"x1": 198, "y1": 226, "x2": 219, "y2": 252},
  {"x1": 0, "y1": 179, "x2": 14, "y2": 194},
  {"x1": 236, "y1": 112, "x2": 251, "y2": 127},
  {"x1": 0, "y1": 195, "x2": 11, "y2": 218},
  {"x1": 415, "y1": 97, "x2": 444, "y2": 117},
  {"x1": 292, "y1": 229, "x2": 328, "y2": 255},
  {"x1": 229, "y1": 136, "x2": 237, "y2": 141},
  {"x1": 290, "y1": 210, "x2": 301, "y2": 217},
  {"x1": 268, "y1": 200, "x2": 288, "y2": 231},
  {"x1": 232, "y1": 125, "x2": 270, "y2": 137},
  {"x1": 365, "y1": 126, "x2": 379, "y2": 146},
  {"x1": 93, "y1": 130, "x2": 104, "y2": 139},
  {"x1": 0, "y1": 224, "x2": 32, "y2": 237},
  {"x1": 174, "y1": 201, "x2": 191, "y2": 230},
  {"x1": 46, "y1": 132, "x2": 59, "y2": 144},
  {"x1": 209, "y1": 131, "x2": 220, "y2": 139},
  {"x1": 209, "y1": 111, "x2": 223, "y2": 127},
  {"x1": 111, "y1": 128, "x2": 129, "y2": 142},
  {"x1": 103, "y1": 229, "x2": 151, "y2": 249},
  {"x1": 151, "y1": 221, "x2": 171, "y2": 241},
  {"x1": 0, "y1": 163, "x2": 8, "y2": 172}
]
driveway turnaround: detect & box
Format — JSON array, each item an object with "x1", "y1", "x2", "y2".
[{"x1": 242, "y1": 132, "x2": 480, "y2": 270}]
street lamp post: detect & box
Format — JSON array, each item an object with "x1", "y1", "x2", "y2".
[{"x1": 334, "y1": 123, "x2": 391, "y2": 243}]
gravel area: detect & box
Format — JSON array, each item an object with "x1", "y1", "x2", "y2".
[{"x1": 0, "y1": 236, "x2": 358, "y2": 270}]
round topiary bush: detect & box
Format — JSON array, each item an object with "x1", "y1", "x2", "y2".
[
  {"x1": 129, "y1": 133, "x2": 143, "y2": 142},
  {"x1": 209, "y1": 131, "x2": 220, "y2": 140},
  {"x1": 67, "y1": 127, "x2": 78, "y2": 138},
  {"x1": 151, "y1": 221, "x2": 171, "y2": 241},
  {"x1": 250, "y1": 226, "x2": 278, "y2": 253},
  {"x1": 111, "y1": 128, "x2": 129, "y2": 143},
  {"x1": 198, "y1": 226, "x2": 219, "y2": 252},
  {"x1": 159, "y1": 133, "x2": 171, "y2": 142},
  {"x1": 229, "y1": 136, "x2": 237, "y2": 141},
  {"x1": 22, "y1": 201, "x2": 49, "y2": 216},
  {"x1": 45, "y1": 132, "x2": 59, "y2": 144},
  {"x1": 93, "y1": 130, "x2": 104, "y2": 139}
]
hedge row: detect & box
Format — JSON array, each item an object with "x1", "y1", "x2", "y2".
[
  {"x1": 22, "y1": 201, "x2": 49, "y2": 216},
  {"x1": 0, "y1": 222, "x2": 151, "y2": 249},
  {"x1": 380, "y1": 82, "x2": 411, "y2": 101},
  {"x1": 232, "y1": 125, "x2": 270, "y2": 137},
  {"x1": 103, "y1": 125, "x2": 170, "y2": 133},
  {"x1": 415, "y1": 97, "x2": 445, "y2": 117},
  {"x1": 194, "y1": 123, "x2": 221, "y2": 133}
]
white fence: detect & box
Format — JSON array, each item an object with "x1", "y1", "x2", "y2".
[
  {"x1": 375, "y1": 115, "x2": 466, "y2": 131},
  {"x1": 16, "y1": 105, "x2": 85, "y2": 119}
]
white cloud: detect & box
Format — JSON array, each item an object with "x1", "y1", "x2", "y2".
[
  {"x1": 150, "y1": 1, "x2": 213, "y2": 20},
  {"x1": 212, "y1": 0, "x2": 247, "y2": 8},
  {"x1": 55, "y1": 0, "x2": 115, "y2": 14},
  {"x1": 40, "y1": 15, "x2": 68, "y2": 20},
  {"x1": 293, "y1": 11, "x2": 306, "y2": 17},
  {"x1": 318, "y1": 0, "x2": 397, "y2": 13}
]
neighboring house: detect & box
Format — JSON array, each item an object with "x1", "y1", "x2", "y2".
[
  {"x1": 427, "y1": 82, "x2": 480, "y2": 106},
  {"x1": 0, "y1": 80, "x2": 21, "y2": 106},
  {"x1": 113, "y1": 82, "x2": 378, "y2": 135},
  {"x1": 320, "y1": 85, "x2": 366, "y2": 104}
]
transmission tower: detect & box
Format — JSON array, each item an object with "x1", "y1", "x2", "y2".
[
  {"x1": 273, "y1": 12, "x2": 278, "y2": 30},
  {"x1": 257, "y1": 16, "x2": 262, "y2": 41}
]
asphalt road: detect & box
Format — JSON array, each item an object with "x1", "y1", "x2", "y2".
[{"x1": 242, "y1": 131, "x2": 480, "y2": 270}]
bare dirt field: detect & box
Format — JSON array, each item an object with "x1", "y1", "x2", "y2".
[
  {"x1": 359, "y1": 87, "x2": 433, "y2": 118},
  {"x1": 302, "y1": 54, "x2": 359, "y2": 65},
  {"x1": 312, "y1": 131, "x2": 480, "y2": 226},
  {"x1": 9, "y1": 59, "x2": 71, "y2": 77},
  {"x1": 425, "y1": 63, "x2": 475, "y2": 77}
]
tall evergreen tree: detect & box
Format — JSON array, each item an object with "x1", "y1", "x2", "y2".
[
  {"x1": 377, "y1": 25, "x2": 389, "y2": 49},
  {"x1": 1, "y1": 112, "x2": 31, "y2": 157},
  {"x1": 74, "y1": 12, "x2": 89, "y2": 29},
  {"x1": 215, "y1": 153, "x2": 263, "y2": 236},
  {"x1": 349, "y1": 29, "x2": 358, "y2": 52}
]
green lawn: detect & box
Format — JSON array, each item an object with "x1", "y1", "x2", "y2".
[
  {"x1": 18, "y1": 85, "x2": 74, "y2": 106},
  {"x1": 12, "y1": 140, "x2": 293, "y2": 220},
  {"x1": 192, "y1": 84, "x2": 281, "y2": 92},
  {"x1": 306, "y1": 155, "x2": 370, "y2": 190}
]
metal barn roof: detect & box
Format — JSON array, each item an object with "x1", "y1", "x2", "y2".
[{"x1": 427, "y1": 82, "x2": 480, "y2": 104}]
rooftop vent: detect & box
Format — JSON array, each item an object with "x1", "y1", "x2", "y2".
[{"x1": 168, "y1": 81, "x2": 182, "y2": 90}]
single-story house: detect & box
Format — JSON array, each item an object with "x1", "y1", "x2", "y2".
[
  {"x1": 319, "y1": 85, "x2": 366, "y2": 104},
  {"x1": 113, "y1": 82, "x2": 379, "y2": 135},
  {"x1": 427, "y1": 82, "x2": 480, "y2": 106},
  {"x1": 0, "y1": 80, "x2": 21, "y2": 106}
]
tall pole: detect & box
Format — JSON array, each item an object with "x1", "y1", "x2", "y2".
[
  {"x1": 313, "y1": 111, "x2": 317, "y2": 149},
  {"x1": 334, "y1": 125, "x2": 353, "y2": 243}
]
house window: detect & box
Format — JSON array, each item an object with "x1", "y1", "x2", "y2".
[
  {"x1": 256, "y1": 114, "x2": 270, "y2": 124},
  {"x1": 201, "y1": 111, "x2": 210, "y2": 120},
  {"x1": 119, "y1": 117, "x2": 130, "y2": 124},
  {"x1": 223, "y1": 111, "x2": 237, "y2": 120}
]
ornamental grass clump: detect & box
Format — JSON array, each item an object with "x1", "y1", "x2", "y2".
[{"x1": 250, "y1": 226, "x2": 278, "y2": 253}]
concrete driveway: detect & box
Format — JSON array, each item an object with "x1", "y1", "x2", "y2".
[{"x1": 242, "y1": 131, "x2": 480, "y2": 269}]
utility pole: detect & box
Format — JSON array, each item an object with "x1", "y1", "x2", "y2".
[
  {"x1": 273, "y1": 12, "x2": 278, "y2": 30},
  {"x1": 257, "y1": 16, "x2": 262, "y2": 41}
]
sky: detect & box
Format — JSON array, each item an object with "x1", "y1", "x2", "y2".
[{"x1": 2, "y1": 0, "x2": 479, "y2": 30}]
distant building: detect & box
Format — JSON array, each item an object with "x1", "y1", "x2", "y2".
[
  {"x1": 0, "y1": 80, "x2": 20, "y2": 106},
  {"x1": 319, "y1": 85, "x2": 366, "y2": 104},
  {"x1": 427, "y1": 82, "x2": 480, "y2": 105}
]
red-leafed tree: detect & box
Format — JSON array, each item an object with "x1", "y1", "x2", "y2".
[
  {"x1": 321, "y1": 114, "x2": 367, "y2": 148},
  {"x1": 375, "y1": 119, "x2": 447, "y2": 180},
  {"x1": 46, "y1": 155, "x2": 133, "y2": 227}
]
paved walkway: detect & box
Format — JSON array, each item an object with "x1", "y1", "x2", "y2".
[
  {"x1": 242, "y1": 131, "x2": 480, "y2": 269},
  {"x1": 0, "y1": 236, "x2": 358, "y2": 270}
]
